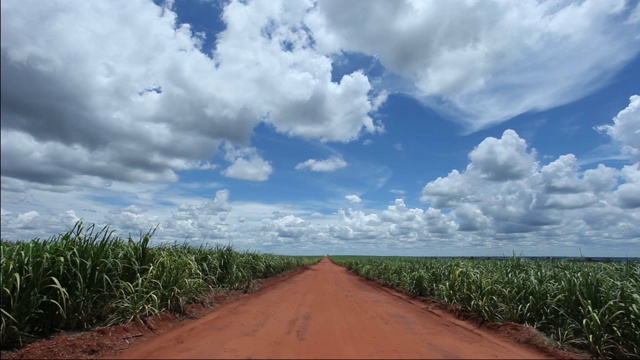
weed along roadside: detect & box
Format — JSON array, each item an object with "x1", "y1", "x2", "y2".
[
  {"x1": 0, "y1": 221, "x2": 321, "y2": 351},
  {"x1": 2, "y1": 222, "x2": 637, "y2": 359},
  {"x1": 331, "y1": 255, "x2": 640, "y2": 359},
  {"x1": 113, "y1": 257, "x2": 555, "y2": 359}
]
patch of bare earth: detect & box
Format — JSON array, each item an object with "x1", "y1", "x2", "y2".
[
  {"x1": 3, "y1": 260, "x2": 588, "y2": 359},
  {"x1": 1, "y1": 267, "x2": 308, "y2": 360},
  {"x1": 331, "y1": 258, "x2": 588, "y2": 360},
  {"x1": 364, "y1": 282, "x2": 587, "y2": 359}
]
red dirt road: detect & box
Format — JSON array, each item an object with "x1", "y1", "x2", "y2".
[{"x1": 116, "y1": 258, "x2": 553, "y2": 359}]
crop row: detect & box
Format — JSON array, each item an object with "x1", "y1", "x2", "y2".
[
  {"x1": 331, "y1": 256, "x2": 639, "y2": 359},
  {"x1": 1, "y1": 221, "x2": 320, "y2": 348}
]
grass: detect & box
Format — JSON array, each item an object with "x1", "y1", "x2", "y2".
[
  {"x1": 331, "y1": 255, "x2": 640, "y2": 359},
  {"x1": 1, "y1": 221, "x2": 321, "y2": 349}
]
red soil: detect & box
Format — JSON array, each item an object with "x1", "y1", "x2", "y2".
[
  {"x1": 5, "y1": 257, "x2": 583, "y2": 359},
  {"x1": 116, "y1": 257, "x2": 568, "y2": 359}
]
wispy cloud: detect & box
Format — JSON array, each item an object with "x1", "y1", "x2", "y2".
[{"x1": 295, "y1": 156, "x2": 348, "y2": 172}]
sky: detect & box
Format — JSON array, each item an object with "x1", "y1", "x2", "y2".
[{"x1": 1, "y1": 0, "x2": 639, "y2": 257}]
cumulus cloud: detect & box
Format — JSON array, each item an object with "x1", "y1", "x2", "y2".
[
  {"x1": 0, "y1": 0, "x2": 382, "y2": 189},
  {"x1": 597, "y1": 95, "x2": 640, "y2": 162},
  {"x1": 1, "y1": 0, "x2": 639, "y2": 255},
  {"x1": 612, "y1": 164, "x2": 640, "y2": 209},
  {"x1": 422, "y1": 128, "x2": 639, "y2": 238},
  {"x1": 468, "y1": 129, "x2": 537, "y2": 181},
  {"x1": 1, "y1": 0, "x2": 225, "y2": 187},
  {"x1": 540, "y1": 155, "x2": 588, "y2": 194},
  {"x1": 222, "y1": 157, "x2": 273, "y2": 181},
  {"x1": 307, "y1": 0, "x2": 640, "y2": 130},
  {"x1": 216, "y1": 0, "x2": 385, "y2": 142},
  {"x1": 221, "y1": 144, "x2": 273, "y2": 181},
  {"x1": 328, "y1": 199, "x2": 459, "y2": 246},
  {"x1": 162, "y1": 189, "x2": 232, "y2": 240},
  {"x1": 2, "y1": 178, "x2": 637, "y2": 255},
  {"x1": 421, "y1": 169, "x2": 475, "y2": 208},
  {"x1": 453, "y1": 204, "x2": 490, "y2": 232},
  {"x1": 261, "y1": 214, "x2": 308, "y2": 239},
  {"x1": 1, "y1": 207, "x2": 89, "y2": 239},
  {"x1": 3, "y1": 0, "x2": 637, "y2": 194},
  {"x1": 345, "y1": 194, "x2": 362, "y2": 203},
  {"x1": 295, "y1": 156, "x2": 347, "y2": 172},
  {"x1": 331, "y1": 208, "x2": 381, "y2": 240},
  {"x1": 106, "y1": 206, "x2": 158, "y2": 234}
]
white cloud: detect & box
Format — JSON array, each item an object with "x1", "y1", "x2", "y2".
[
  {"x1": 540, "y1": 154, "x2": 587, "y2": 194},
  {"x1": 331, "y1": 208, "x2": 381, "y2": 240},
  {"x1": 612, "y1": 163, "x2": 640, "y2": 209},
  {"x1": 307, "y1": 0, "x2": 640, "y2": 131},
  {"x1": 1, "y1": 0, "x2": 639, "y2": 256},
  {"x1": 222, "y1": 157, "x2": 273, "y2": 181},
  {"x1": 453, "y1": 204, "x2": 490, "y2": 232},
  {"x1": 468, "y1": 129, "x2": 537, "y2": 181},
  {"x1": 1, "y1": 0, "x2": 228, "y2": 188},
  {"x1": 1, "y1": 178, "x2": 637, "y2": 255},
  {"x1": 15, "y1": 210, "x2": 40, "y2": 229},
  {"x1": 261, "y1": 214, "x2": 308, "y2": 239},
  {"x1": 380, "y1": 199, "x2": 417, "y2": 223},
  {"x1": 597, "y1": 95, "x2": 640, "y2": 162},
  {"x1": 327, "y1": 200, "x2": 459, "y2": 248},
  {"x1": 0, "y1": 0, "x2": 382, "y2": 190},
  {"x1": 106, "y1": 207, "x2": 159, "y2": 235},
  {"x1": 421, "y1": 169, "x2": 476, "y2": 208},
  {"x1": 162, "y1": 189, "x2": 232, "y2": 240},
  {"x1": 422, "y1": 128, "x2": 640, "y2": 239},
  {"x1": 345, "y1": 194, "x2": 362, "y2": 203},
  {"x1": 6, "y1": 0, "x2": 635, "y2": 196},
  {"x1": 295, "y1": 156, "x2": 347, "y2": 172},
  {"x1": 214, "y1": 0, "x2": 384, "y2": 142},
  {"x1": 221, "y1": 144, "x2": 273, "y2": 181}
]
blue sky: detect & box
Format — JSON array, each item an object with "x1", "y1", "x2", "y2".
[{"x1": 1, "y1": 0, "x2": 639, "y2": 256}]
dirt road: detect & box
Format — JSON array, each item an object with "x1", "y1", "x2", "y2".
[{"x1": 116, "y1": 258, "x2": 552, "y2": 359}]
